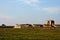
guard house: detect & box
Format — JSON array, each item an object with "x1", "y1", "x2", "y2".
[
  {"x1": 44, "y1": 20, "x2": 56, "y2": 27},
  {"x1": 46, "y1": 20, "x2": 55, "y2": 25}
]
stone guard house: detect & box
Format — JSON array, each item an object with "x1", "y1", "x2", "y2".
[{"x1": 44, "y1": 20, "x2": 56, "y2": 27}]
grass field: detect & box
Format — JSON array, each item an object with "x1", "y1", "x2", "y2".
[{"x1": 0, "y1": 28, "x2": 60, "y2": 40}]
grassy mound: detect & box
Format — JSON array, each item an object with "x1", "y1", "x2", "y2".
[{"x1": 0, "y1": 28, "x2": 60, "y2": 40}]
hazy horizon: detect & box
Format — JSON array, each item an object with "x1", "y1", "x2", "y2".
[{"x1": 0, "y1": 0, "x2": 60, "y2": 25}]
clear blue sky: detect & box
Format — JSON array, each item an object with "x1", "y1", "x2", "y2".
[{"x1": 0, "y1": 0, "x2": 60, "y2": 25}]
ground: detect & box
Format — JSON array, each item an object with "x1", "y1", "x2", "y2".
[{"x1": 0, "y1": 27, "x2": 60, "y2": 40}]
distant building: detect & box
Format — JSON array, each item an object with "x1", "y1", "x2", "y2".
[
  {"x1": 20, "y1": 24, "x2": 32, "y2": 28},
  {"x1": 14, "y1": 24, "x2": 32, "y2": 28},
  {"x1": 32, "y1": 24, "x2": 43, "y2": 28},
  {"x1": 44, "y1": 20, "x2": 56, "y2": 27},
  {"x1": 46, "y1": 20, "x2": 55, "y2": 25},
  {"x1": 14, "y1": 24, "x2": 21, "y2": 28}
]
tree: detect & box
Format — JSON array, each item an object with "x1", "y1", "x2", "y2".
[{"x1": 1, "y1": 24, "x2": 6, "y2": 27}]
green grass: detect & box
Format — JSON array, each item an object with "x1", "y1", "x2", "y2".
[{"x1": 0, "y1": 28, "x2": 60, "y2": 40}]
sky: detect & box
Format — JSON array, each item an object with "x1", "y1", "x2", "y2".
[{"x1": 0, "y1": 0, "x2": 60, "y2": 25}]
